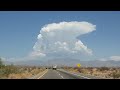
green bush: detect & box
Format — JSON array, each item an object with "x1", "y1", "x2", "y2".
[
  {"x1": 111, "y1": 72, "x2": 120, "y2": 79},
  {"x1": 0, "y1": 58, "x2": 4, "y2": 68},
  {"x1": 0, "y1": 62, "x2": 22, "y2": 78},
  {"x1": 0, "y1": 58, "x2": 2, "y2": 64}
]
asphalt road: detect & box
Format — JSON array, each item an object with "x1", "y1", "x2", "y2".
[{"x1": 39, "y1": 69, "x2": 91, "y2": 79}]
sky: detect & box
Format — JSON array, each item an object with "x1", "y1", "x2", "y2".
[{"x1": 0, "y1": 11, "x2": 120, "y2": 62}]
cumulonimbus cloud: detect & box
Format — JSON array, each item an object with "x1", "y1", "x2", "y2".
[{"x1": 30, "y1": 21, "x2": 96, "y2": 59}]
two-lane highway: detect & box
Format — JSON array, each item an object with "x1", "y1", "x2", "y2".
[
  {"x1": 40, "y1": 69, "x2": 65, "y2": 79},
  {"x1": 39, "y1": 69, "x2": 90, "y2": 79},
  {"x1": 29, "y1": 69, "x2": 101, "y2": 79}
]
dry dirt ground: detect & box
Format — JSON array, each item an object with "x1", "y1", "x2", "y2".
[
  {"x1": 63, "y1": 67, "x2": 120, "y2": 79},
  {"x1": 0, "y1": 66, "x2": 46, "y2": 79}
]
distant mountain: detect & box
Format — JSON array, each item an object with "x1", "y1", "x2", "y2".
[
  {"x1": 41, "y1": 58, "x2": 120, "y2": 67},
  {"x1": 13, "y1": 60, "x2": 45, "y2": 66},
  {"x1": 2, "y1": 60, "x2": 14, "y2": 65},
  {"x1": 12, "y1": 58, "x2": 81, "y2": 66},
  {"x1": 6, "y1": 58, "x2": 120, "y2": 67},
  {"x1": 79, "y1": 60, "x2": 120, "y2": 67}
]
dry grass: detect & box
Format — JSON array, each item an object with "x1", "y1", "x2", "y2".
[
  {"x1": 8, "y1": 72, "x2": 32, "y2": 79},
  {"x1": 0, "y1": 58, "x2": 47, "y2": 79},
  {"x1": 63, "y1": 67, "x2": 120, "y2": 79},
  {"x1": 0, "y1": 65, "x2": 46, "y2": 79}
]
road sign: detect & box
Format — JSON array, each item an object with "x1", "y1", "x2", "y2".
[{"x1": 77, "y1": 63, "x2": 81, "y2": 68}]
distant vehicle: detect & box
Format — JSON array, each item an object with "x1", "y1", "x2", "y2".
[
  {"x1": 46, "y1": 67, "x2": 51, "y2": 69},
  {"x1": 52, "y1": 65, "x2": 57, "y2": 70}
]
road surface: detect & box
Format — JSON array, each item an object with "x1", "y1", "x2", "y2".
[{"x1": 37, "y1": 69, "x2": 92, "y2": 79}]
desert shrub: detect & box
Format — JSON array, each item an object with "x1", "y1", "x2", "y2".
[
  {"x1": 111, "y1": 72, "x2": 120, "y2": 79},
  {"x1": 99, "y1": 67, "x2": 109, "y2": 71},
  {"x1": 0, "y1": 63, "x2": 22, "y2": 78},
  {"x1": 3, "y1": 65, "x2": 20, "y2": 76},
  {"x1": 0, "y1": 58, "x2": 5, "y2": 68}
]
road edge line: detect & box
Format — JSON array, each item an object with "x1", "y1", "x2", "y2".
[
  {"x1": 37, "y1": 69, "x2": 48, "y2": 79},
  {"x1": 58, "y1": 69, "x2": 91, "y2": 79}
]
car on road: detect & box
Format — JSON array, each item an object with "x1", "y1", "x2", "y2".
[{"x1": 52, "y1": 65, "x2": 57, "y2": 70}]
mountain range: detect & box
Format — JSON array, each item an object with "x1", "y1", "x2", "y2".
[{"x1": 3, "y1": 58, "x2": 120, "y2": 67}]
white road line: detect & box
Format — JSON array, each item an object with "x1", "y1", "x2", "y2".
[
  {"x1": 79, "y1": 76, "x2": 90, "y2": 79},
  {"x1": 70, "y1": 73, "x2": 91, "y2": 79},
  {"x1": 37, "y1": 69, "x2": 48, "y2": 79},
  {"x1": 58, "y1": 69, "x2": 91, "y2": 79},
  {"x1": 61, "y1": 76, "x2": 64, "y2": 79},
  {"x1": 56, "y1": 71, "x2": 63, "y2": 79}
]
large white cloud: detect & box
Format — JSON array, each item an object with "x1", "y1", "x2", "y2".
[{"x1": 30, "y1": 21, "x2": 96, "y2": 59}]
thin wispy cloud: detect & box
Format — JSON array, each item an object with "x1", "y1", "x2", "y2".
[{"x1": 99, "y1": 56, "x2": 120, "y2": 61}]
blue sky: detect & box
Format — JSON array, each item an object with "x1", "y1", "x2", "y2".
[{"x1": 0, "y1": 11, "x2": 120, "y2": 61}]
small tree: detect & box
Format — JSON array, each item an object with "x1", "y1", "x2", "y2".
[{"x1": 0, "y1": 58, "x2": 3, "y2": 68}]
